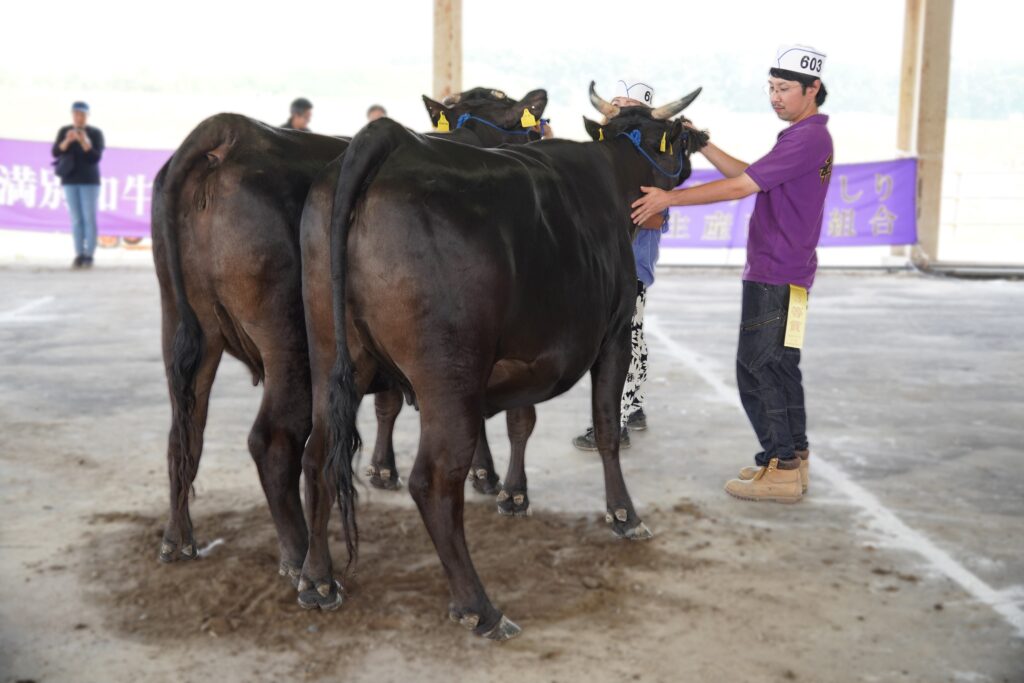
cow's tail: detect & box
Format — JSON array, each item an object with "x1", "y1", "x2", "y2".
[
  {"x1": 155, "y1": 114, "x2": 238, "y2": 517},
  {"x1": 325, "y1": 120, "x2": 403, "y2": 570}
]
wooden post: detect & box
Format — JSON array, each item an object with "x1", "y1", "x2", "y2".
[
  {"x1": 913, "y1": 0, "x2": 955, "y2": 265},
  {"x1": 893, "y1": 0, "x2": 923, "y2": 259},
  {"x1": 897, "y1": 0, "x2": 923, "y2": 156},
  {"x1": 433, "y1": 0, "x2": 462, "y2": 101}
]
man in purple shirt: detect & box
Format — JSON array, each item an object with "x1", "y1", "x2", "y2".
[{"x1": 631, "y1": 45, "x2": 832, "y2": 503}]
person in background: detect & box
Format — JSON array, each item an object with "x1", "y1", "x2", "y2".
[
  {"x1": 366, "y1": 104, "x2": 387, "y2": 122},
  {"x1": 572, "y1": 78, "x2": 664, "y2": 451},
  {"x1": 283, "y1": 98, "x2": 313, "y2": 131},
  {"x1": 52, "y1": 101, "x2": 104, "y2": 269}
]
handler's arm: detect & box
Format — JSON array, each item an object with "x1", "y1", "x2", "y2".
[
  {"x1": 700, "y1": 141, "x2": 750, "y2": 179},
  {"x1": 631, "y1": 173, "x2": 759, "y2": 226}
]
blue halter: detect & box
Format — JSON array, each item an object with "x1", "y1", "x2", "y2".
[
  {"x1": 617, "y1": 129, "x2": 686, "y2": 179},
  {"x1": 455, "y1": 112, "x2": 550, "y2": 139}
]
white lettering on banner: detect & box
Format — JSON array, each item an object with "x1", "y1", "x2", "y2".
[
  {"x1": 0, "y1": 164, "x2": 155, "y2": 217},
  {"x1": 666, "y1": 213, "x2": 691, "y2": 239},
  {"x1": 701, "y1": 210, "x2": 734, "y2": 241},
  {"x1": 869, "y1": 204, "x2": 898, "y2": 236},
  {"x1": 99, "y1": 177, "x2": 119, "y2": 212},
  {"x1": 123, "y1": 174, "x2": 152, "y2": 217},
  {"x1": 839, "y1": 175, "x2": 863, "y2": 203},
  {"x1": 828, "y1": 208, "x2": 857, "y2": 238},
  {"x1": 38, "y1": 169, "x2": 64, "y2": 209},
  {"x1": 875, "y1": 173, "x2": 894, "y2": 202},
  {"x1": 0, "y1": 164, "x2": 39, "y2": 208}
]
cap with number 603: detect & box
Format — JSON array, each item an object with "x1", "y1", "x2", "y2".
[{"x1": 774, "y1": 45, "x2": 826, "y2": 78}]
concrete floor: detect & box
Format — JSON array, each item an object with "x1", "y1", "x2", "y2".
[{"x1": 1, "y1": 264, "x2": 1022, "y2": 681}]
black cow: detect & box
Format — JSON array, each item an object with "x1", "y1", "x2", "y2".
[
  {"x1": 299, "y1": 88, "x2": 549, "y2": 606},
  {"x1": 303, "y1": 82, "x2": 705, "y2": 638},
  {"x1": 152, "y1": 115, "x2": 349, "y2": 581},
  {"x1": 303, "y1": 88, "x2": 550, "y2": 497},
  {"x1": 153, "y1": 90, "x2": 545, "y2": 588}
]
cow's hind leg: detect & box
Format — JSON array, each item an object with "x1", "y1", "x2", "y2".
[
  {"x1": 366, "y1": 389, "x2": 403, "y2": 490},
  {"x1": 496, "y1": 406, "x2": 536, "y2": 517},
  {"x1": 159, "y1": 335, "x2": 224, "y2": 563},
  {"x1": 248, "y1": 350, "x2": 310, "y2": 585},
  {"x1": 409, "y1": 394, "x2": 520, "y2": 640},
  {"x1": 591, "y1": 334, "x2": 653, "y2": 540},
  {"x1": 468, "y1": 419, "x2": 502, "y2": 495}
]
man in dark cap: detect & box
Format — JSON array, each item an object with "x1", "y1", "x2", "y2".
[{"x1": 282, "y1": 98, "x2": 313, "y2": 131}]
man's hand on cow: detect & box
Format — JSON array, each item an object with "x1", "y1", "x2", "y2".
[{"x1": 631, "y1": 187, "x2": 672, "y2": 226}]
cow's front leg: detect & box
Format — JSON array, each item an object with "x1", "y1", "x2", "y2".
[{"x1": 590, "y1": 329, "x2": 653, "y2": 540}]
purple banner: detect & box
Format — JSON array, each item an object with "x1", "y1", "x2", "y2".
[
  {"x1": 2, "y1": 137, "x2": 916, "y2": 246},
  {"x1": 0, "y1": 138, "x2": 170, "y2": 238},
  {"x1": 664, "y1": 157, "x2": 917, "y2": 247}
]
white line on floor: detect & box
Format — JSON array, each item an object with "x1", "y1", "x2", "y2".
[
  {"x1": 646, "y1": 314, "x2": 1024, "y2": 638},
  {"x1": 0, "y1": 296, "x2": 55, "y2": 323}
]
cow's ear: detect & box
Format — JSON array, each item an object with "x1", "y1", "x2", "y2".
[
  {"x1": 583, "y1": 116, "x2": 604, "y2": 141},
  {"x1": 422, "y1": 95, "x2": 451, "y2": 128},
  {"x1": 518, "y1": 89, "x2": 548, "y2": 117},
  {"x1": 679, "y1": 116, "x2": 710, "y2": 155},
  {"x1": 670, "y1": 119, "x2": 684, "y2": 144}
]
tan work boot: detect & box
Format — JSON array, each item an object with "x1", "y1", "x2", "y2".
[
  {"x1": 725, "y1": 457, "x2": 803, "y2": 503},
  {"x1": 739, "y1": 449, "x2": 809, "y2": 493}
]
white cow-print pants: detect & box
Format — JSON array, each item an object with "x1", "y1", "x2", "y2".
[{"x1": 620, "y1": 281, "x2": 648, "y2": 427}]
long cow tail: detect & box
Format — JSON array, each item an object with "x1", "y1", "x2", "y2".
[
  {"x1": 154, "y1": 115, "x2": 237, "y2": 516},
  {"x1": 325, "y1": 119, "x2": 404, "y2": 570}
]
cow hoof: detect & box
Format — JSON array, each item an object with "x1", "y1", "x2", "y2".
[
  {"x1": 469, "y1": 468, "x2": 501, "y2": 496},
  {"x1": 365, "y1": 464, "x2": 402, "y2": 491},
  {"x1": 278, "y1": 561, "x2": 302, "y2": 588},
  {"x1": 297, "y1": 579, "x2": 343, "y2": 611},
  {"x1": 606, "y1": 508, "x2": 653, "y2": 540},
  {"x1": 496, "y1": 489, "x2": 531, "y2": 517},
  {"x1": 483, "y1": 615, "x2": 522, "y2": 641},
  {"x1": 610, "y1": 518, "x2": 654, "y2": 541},
  {"x1": 158, "y1": 537, "x2": 198, "y2": 563},
  {"x1": 448, "y1": 606, "x2": 520, "y2": 641}
]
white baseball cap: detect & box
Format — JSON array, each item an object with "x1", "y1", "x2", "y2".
[
  {"x1": 773, "y1": 45, "x2": 826, "y2": 78},
  {"x1": 614, "y1": 78, "x2": 655, "y2": 106}
]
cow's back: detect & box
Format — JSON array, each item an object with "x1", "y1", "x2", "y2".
[{"x1": 346, "y1": 137, "x2": 636, "y2": 410}]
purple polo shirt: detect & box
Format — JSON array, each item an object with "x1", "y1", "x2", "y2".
[{"x1": 743, "y1": 114, "x2": 833, "y2": 290}]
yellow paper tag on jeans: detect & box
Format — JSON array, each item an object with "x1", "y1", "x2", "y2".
[{"x1": 784, "y1": 284, "x2": 808, "y2": 349}]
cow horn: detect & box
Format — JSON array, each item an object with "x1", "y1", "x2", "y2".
[
  {"x1": 588, "y1": 81, "x2": 619, "y2": 119},
  {"x1": 442, "y1": 92, "x2": 462, "y2": 106},
  {"x1": 651, "y1": 87, "x2": 702, "y2": 120}
]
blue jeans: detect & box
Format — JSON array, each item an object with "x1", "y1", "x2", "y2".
[
  {"x1": 64, "y1": 184, "x2": 100, "y2": 257},
  {"x1": 735, "y1": 281, "x2": 809, "y2": 465}
]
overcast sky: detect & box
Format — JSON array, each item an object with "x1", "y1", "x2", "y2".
[{"x1": 1, "y1": 1, "x2": 1020, "y2": 145}]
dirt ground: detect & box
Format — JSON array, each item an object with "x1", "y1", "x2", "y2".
[{"x1": 1, "y1": 265, "x2": 1022, "y2": 683}]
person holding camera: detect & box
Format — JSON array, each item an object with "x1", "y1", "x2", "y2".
[{"x1": 52, "y1": 101, "x2": 105, "y2": 269}]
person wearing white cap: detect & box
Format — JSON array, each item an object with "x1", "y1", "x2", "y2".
[
  {"x1": 571, "y1": 77, "x2": 667, "y2": 452},
  {"x1": 631, "y1": 45, "x2": 833, "y2": 504}
]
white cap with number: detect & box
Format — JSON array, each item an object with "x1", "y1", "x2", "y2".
[
  {"x1": 615, "y1": 79, "x2": 655, "y2": 106},
  {"x1": 774, "y1": 45, "x2": 826, "y2": 78}
]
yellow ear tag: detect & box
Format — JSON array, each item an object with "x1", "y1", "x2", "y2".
[
  {"x1": 670, "y1": 142, "x2": 674, "y2": 155},
  {"x1": 660, "y1": 132, "x2": 667, "y2": 153},
  {"x1": 598, "y1": 128, "x2": 604, "y2": 141},
  {"x1": 520, "y1": 108, "x2": 538, "y2": 128},
  {"x1": 437, "y1": 112, "x2": 450, "y2": 132}
]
